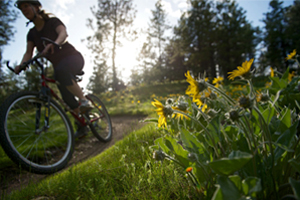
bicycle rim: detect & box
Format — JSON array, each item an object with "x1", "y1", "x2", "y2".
[
  {"x1": 2, "y1": 92, "x2": 73, "y2": 173},
  {"x1": 86, "y1": 94, "x2": 112, "y2": 142}
]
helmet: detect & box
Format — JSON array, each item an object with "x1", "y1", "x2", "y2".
[{"x1": 15, "y1": 0, "x2": 42, "y2": 9}]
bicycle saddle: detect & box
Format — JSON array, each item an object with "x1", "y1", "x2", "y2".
[
  {"x1": 77, "y1": 71, "x2": 84, "y2": 76},
  {"x1": 75, "y1": 71, "x2": 84, "y2": 82}
]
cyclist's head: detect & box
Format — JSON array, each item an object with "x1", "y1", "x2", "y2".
[{"x1": 14, "y1": 0, "x2": 42, "y2": 9}]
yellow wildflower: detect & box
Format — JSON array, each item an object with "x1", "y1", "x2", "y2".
[
  {"x1": 270, "y1": 67, "x2": 274, "y2": 77},
  {"x1": 228, "y1": 58, "x2": 254, "y2": 80},
  {"x1": 212, "y1": 76, "x2": 224, "y2": 88},
  {"x1": 151, "y1": 99, "x2": 173, "y2": 128},
  {"x1": 185, "y1": 71, "x2": 207, "y2": 101},
  {"x1": 286, "y1": 49, "x2": 296, "y2": 61},
  {"x1": 288, "y1": 71, "x2": 296, "y2": 82}
]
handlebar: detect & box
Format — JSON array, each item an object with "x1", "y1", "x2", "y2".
[
  {"x1": 6, "y1": 37, "x2": 62, "y2": 74},
  {"x1": 6, "y1": 53, "x2": 43, "y2": 73}
]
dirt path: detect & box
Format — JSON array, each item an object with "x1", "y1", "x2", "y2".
[{"x1": 0, "y1": 115, "x2": 147, "y2": 196}]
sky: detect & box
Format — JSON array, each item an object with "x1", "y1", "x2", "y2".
[{"x1": 2, "y1": 0, "x2": 294, "y2": 88}]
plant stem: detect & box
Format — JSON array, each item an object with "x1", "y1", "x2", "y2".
[{"x1": 207, "y1": 83, "x2": 236, "y2": 106}]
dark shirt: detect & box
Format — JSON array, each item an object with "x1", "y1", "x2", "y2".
[{"x1": 27, "y1": 17, "x2": 79, "y2": 67}]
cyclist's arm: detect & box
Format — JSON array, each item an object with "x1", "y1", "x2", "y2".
[
  {"x1": 42, "y1": 25, "x2": 68, "y2": 55},
  {"x1": 14, "y1": 41, "x2": 34, "y2": 74},
  {"x1": 54, "y1": 25, "x2": 68, "y2": 45}
]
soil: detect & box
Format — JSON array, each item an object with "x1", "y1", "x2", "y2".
[{"x1": 0, "y1": 115, "x2": 147, "y2": 196}]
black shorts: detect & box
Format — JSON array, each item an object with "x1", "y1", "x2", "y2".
[{"x1": 54, "y1": 53, "x2": 85, "y2": 109}]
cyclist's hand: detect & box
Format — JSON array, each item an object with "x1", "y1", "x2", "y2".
[
  {"x1": 14, "y1": 64, "x2": 27, "y2": 74},
  {"x1": 42, "y1": 43, "x2": 54, "y2": 55},
  {"x1": 14, "y1": 65, "x2": 21, "y2": 74}
]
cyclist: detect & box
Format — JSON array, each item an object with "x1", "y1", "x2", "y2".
[{"x1": 14, "y1": 0, "x2": 91, "y2": 138}]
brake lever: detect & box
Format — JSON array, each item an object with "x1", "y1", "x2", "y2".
[{"x1": 6, "y1": 61, "x2": 15, "y2": 73}]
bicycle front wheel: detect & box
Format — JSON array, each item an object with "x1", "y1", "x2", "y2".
[
  {"x1": 0, "y1": 91, "x2": 74, "y2": 174},
  {"x1": 86, "y1": 94, "x2": 112, "y2": 142}
]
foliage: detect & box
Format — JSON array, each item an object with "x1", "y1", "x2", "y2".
[
  {"x1": 87, "y1": 0, "x2": 137, "y2": 91},
  {"x1": 262, "y1": 0, "x2": 289, "y2": 73},
  {"x1": 171, "y1": 0, "x2": 259, "y2": 79},
  {"x1": 133, "y1": 0, "x2": 171, "y2": 85},
  {"x1": 285, "y1": 0, "x2": 300, "y2": 62},
  {"x1": 149, "y1": 52, "x2": 300, "y2": 199},
  {"x1": 0, "y1": 0, "x2": 18, "y2": 98},
  {"x1": 0, "y1": 0, "x2": 17, "y2": 63}
]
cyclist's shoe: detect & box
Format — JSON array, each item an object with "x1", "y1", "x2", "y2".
[
  {"x1": 74, "y1": 121, "x2": 88, "y2": 139},
  {"x1": 79, "y1": 99, "x2": 93, "y2": 113},
  {"x1": 74, "y1": 126, "x2": 88, "y2": 139}
]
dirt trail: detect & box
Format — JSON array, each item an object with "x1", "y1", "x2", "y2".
[{"x1": 0, "y1": 115, "x2": 147, "y2": 196}]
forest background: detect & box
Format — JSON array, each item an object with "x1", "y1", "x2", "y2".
[{"x1": 0, "y1": 0, "x2": 299, "y2": 98}]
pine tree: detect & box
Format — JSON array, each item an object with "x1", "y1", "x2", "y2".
[
  {"x1": 0, "y1": 0, "x2": 18, "y2": 98},
  {"x1": 173, "y1": 0, "x2": 217, "y2": 77},
  {"x1": 87, "y1": 58, "x2": 110, "y2": 94},
  {"x1": 87, "y1": 0, "x2": 137, "y2": 91},
  {"x1": 262, "y1": 0, "x2": 288, "y2": 72},
  {"x1": 215, "y1": 0, "x2": 258, "y2": 77},
  {"x1": 136, "y1": 0, "x2": 171, "y2": 84},
  {"x1": 285, "y1": 0, "x2": 300, "y2": 53}
]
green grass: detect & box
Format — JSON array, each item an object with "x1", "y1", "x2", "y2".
[
  {"x1": 4, "y1": 124, "x2": 197, "y2": 200},
  {"x1": 98, "y1": 81, "x2": 188, "y2": 116}
]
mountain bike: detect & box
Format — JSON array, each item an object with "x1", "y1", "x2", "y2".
[{"x1": 0, "y1": 38, "x2": 112, "y2": 174}]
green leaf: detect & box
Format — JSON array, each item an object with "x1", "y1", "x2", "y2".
[
  {"x1": 229, "y1": 175, "x2": 242, "y2": 191},
  {"x1": 180, "y1": 128, "x2": 205, "y2": 156},
  {"x1": 288, "y1": 154, "x2": 300, "y2": 173},
  {"x1": 205, "y1": 116, "x2": 220, "y2": 147},
  {"x1": 164, "y1": 136, "x2": 190, "y2": 167},
  {"x1": 193, "y1": 165, "x2": 208, "y2": 184},
  {"x1": 224, "y1": 125, "x2": 239, "y2": 142},
  {"x1": 216, "y1": 175, "x2": 242, "y2": 200},
  {"x1": 242, "y1": 177, "x2": 261, "y2": 197},
  {"x1": 280, "y1": 108, "x2": 291, "y2": 128},
  {"x1": 212, "y1": 185, "x2": 223, "y2": 200},
  {"x1": 289, "y1": 177, "x2": 300, "y2": 199},
  {"x1": 274, "y1": 121, "x2": 298, "y2": 162},
  {"x1": 143, "y1": 118, "x2": 159, "y2": 123},
  {"x1": 208, "y1": 151, "x2": 252, "y2": 175},
  {"x1": 269, "y1": 76, "x2": 287, "y2": 90},
  {"x1": 282, "y1": 67, "x2": 290, "y2": 81},
  {"x1": 154, "y1": 137, "x2": 171, "y2": 155},
  {"x1": 261, "y1": 104, "x2": 275, "y2": 125}
]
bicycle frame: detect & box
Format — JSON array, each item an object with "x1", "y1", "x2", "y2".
[{"x1": 7, "y1": 54, "x2": 103, "y2": 133}]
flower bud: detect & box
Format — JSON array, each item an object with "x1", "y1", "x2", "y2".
[
  {"x1": 225, "y1": 109, "x2": 241, "y2": 121},
  {"x1": 259, "y1": 92, "x2": 269, "y2": 102},
  {"x1": 166, "y1": 98, "x2": 174, "y2": 105},
  {"x1": 163, "y1": 105, "x2": 173, "y2": 116},
  {"x1": 238, "y1": 96, "x2": 252, "y2": 109},
  {"x1": 209, "y1": 92, "x2": 218, "y2": 100},
  {"x1": 197, "y1": 79, "x2": 207, "y2": 93},
  {"x1": 207, "y1": 109, "x2": 219, "y2": 118},
  {"x1": 176, "y1": 101, "x2": 189, "y2": 111},
  {"x1": 153, "y1": 150, "x2": 166, "y2": 161}
]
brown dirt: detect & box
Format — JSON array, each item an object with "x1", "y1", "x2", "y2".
[{"x1": 0, "y1": 115, "x2": 147, "y2": 196}]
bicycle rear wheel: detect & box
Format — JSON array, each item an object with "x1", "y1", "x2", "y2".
[
  {"x1": 0, "y1": 91, "x2": 74, "y2": 174},
  {"x1": 86, "y1": 94, "x2": 112, "y2": 142}
]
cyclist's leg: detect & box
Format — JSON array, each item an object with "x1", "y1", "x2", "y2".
[{"x1": 54, "y1": 53, "x2": 92, "y2": 112}]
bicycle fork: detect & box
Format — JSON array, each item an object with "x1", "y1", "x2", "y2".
[{"x1": 34, "y1": 89, "x2": 51, "y2": 135}]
